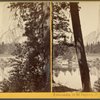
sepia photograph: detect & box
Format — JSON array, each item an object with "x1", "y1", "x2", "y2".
[
  {"x1": 52, "y1": 1, "x2": 100, "y2": 92},
  {"x1": 0, "y1": 1, "x2": 50, "y2": 92}
]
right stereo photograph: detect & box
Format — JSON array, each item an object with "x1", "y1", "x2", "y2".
[{"x1": 52, "y1": 1, "x2": 100, "y2": 92}]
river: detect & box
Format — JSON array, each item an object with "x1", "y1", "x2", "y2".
[{"x1": 53, "y1": 54, "x2": 100, "y2": 91}]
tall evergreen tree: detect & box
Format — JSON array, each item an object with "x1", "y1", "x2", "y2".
[{"x1": 70, "y1": 2, "x2": 91, "y2": 92}]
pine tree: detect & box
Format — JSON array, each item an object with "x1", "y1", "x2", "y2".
[{"x1": 70, "y1": 2, "x2": 91, "y2": 92}]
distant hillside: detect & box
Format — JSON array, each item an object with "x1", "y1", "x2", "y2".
[{"x1": 85, "y1": 41, "x2": 100, "y2": 54}]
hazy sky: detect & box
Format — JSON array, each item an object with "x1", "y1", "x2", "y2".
[
  {"x1": 0, "y1": 2, "x2": 10, "y2": 33},
  {"x1": 79, "y1": 2, "x2": 100, "y2": 37},
  {"x1": 0, "y1": 2, "x2": 15, "y2": 34},
  {"x1": 0, "y1": 2, "x2": 100, "y2": 42}
]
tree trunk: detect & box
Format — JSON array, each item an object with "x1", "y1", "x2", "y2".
[{"x1": 70, "y1": 2, "x2": 91, "y2": 92}]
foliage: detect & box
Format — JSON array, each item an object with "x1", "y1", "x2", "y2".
[
  {"x1": 53, "y1": 2, "x2": 71, "y2": 39},
  {"x1": 53, "y1": 2, "x2": 74, "y2": 59},
  {"x1": 0, "y1": 2, "x2": 50, "y2": 92},
  {"x1": 94, "y1": 78, "x2": 100, "y2": 92}
]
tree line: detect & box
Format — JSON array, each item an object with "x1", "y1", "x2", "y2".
[{"x1": 85, "y1": 42, "x2": 100, "y2": 54}]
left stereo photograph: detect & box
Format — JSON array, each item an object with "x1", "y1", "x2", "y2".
[{"x1": 0, "y1": 1, "x2": 50, "y2": 92}]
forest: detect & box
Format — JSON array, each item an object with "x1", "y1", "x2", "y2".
[
  {"x1": 0, "y1": 2, "x2": 50, "y2": 92},
  {"x1": 85, "y1": 42, "x2": 100, "y2": 54},
  {"x1": 53, "y1": 2, "x2": 100, "y2": 92},
  {"x1": 0, "y1": 1, "x2": 100, "y2": 93}
]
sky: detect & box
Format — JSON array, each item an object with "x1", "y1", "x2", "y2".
[
  {"x1": 0, "y1": 2, "x2": 10, "y2": 34},
  {"x1": 0, "y1": 2, "x2": 16, "y2": 34},
  {"x1": 0, "y1": 2, "x2": 100, "y2": 42},
  {"x1": 79, "y1": 2, "x2": 100, "y2": 37}
]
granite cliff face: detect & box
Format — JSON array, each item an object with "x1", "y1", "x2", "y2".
[{"x1": 84, "y1": 31, "x2": 100, "y2": 45}]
